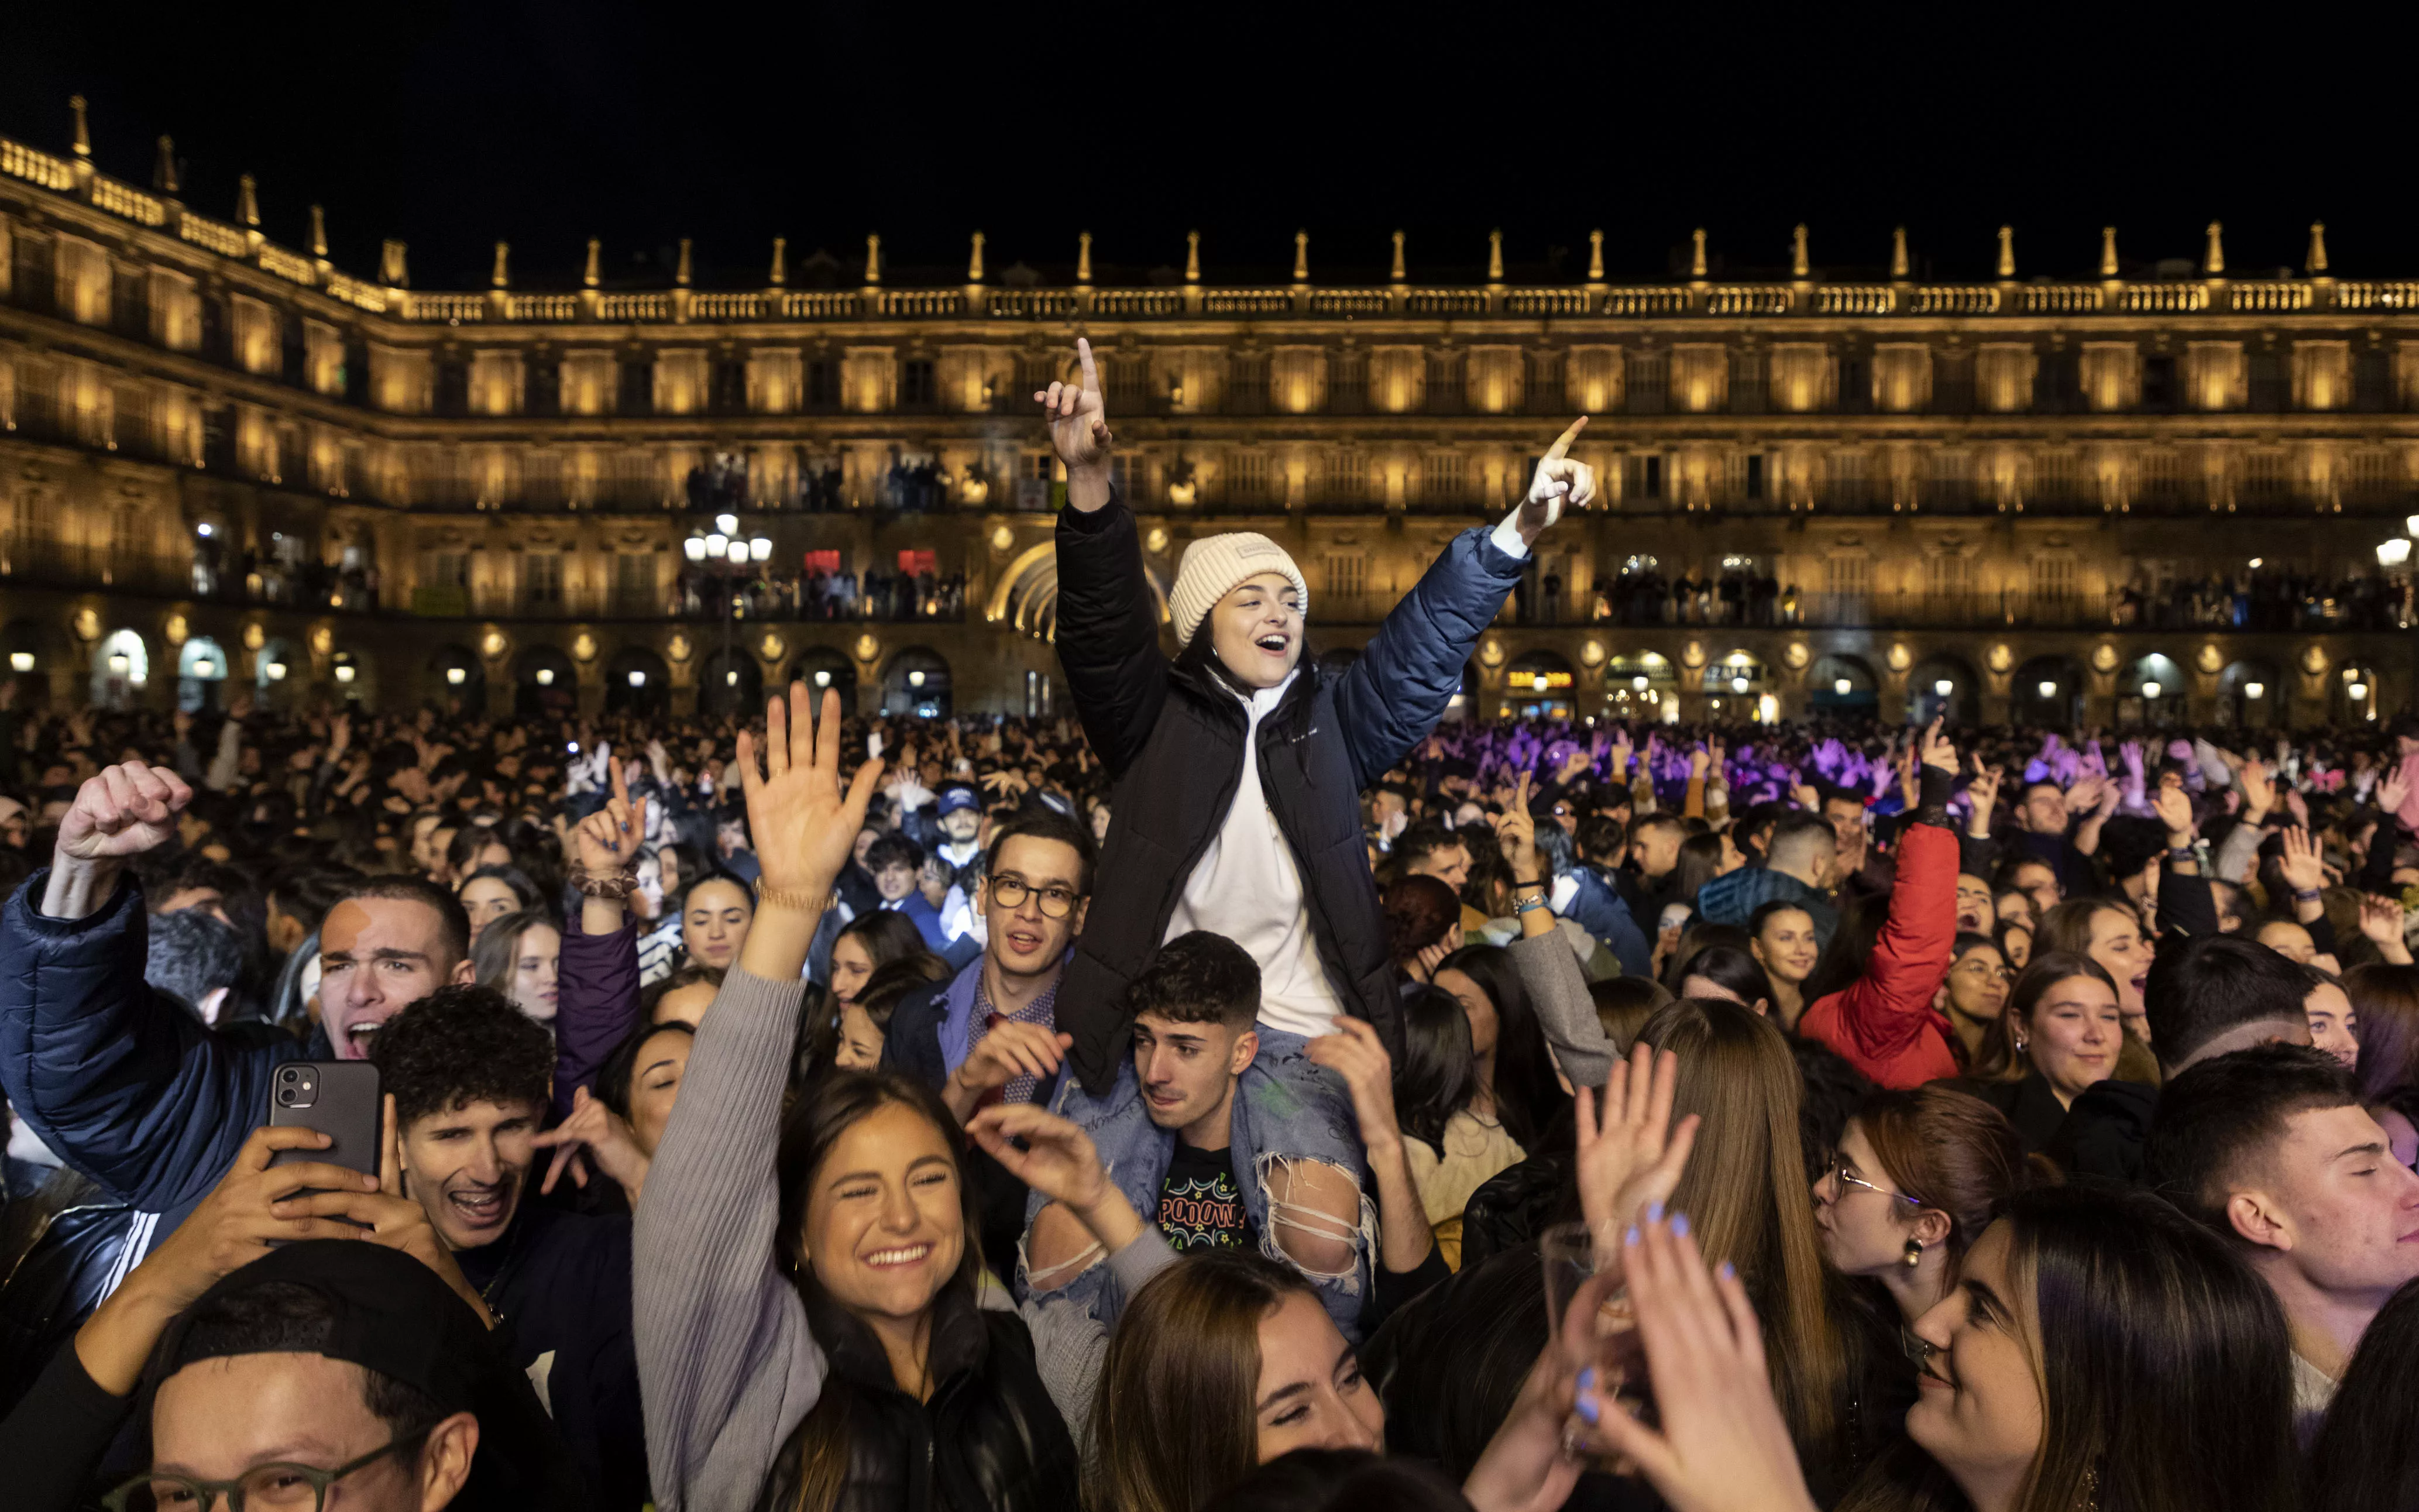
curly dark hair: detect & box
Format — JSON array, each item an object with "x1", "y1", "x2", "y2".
[
  {"x1": 1126, "y1": 930, "x2": 1260, "y2": 1030},
  {"x1": 369, "y1": 984, "x2": 553, "y2": 1130}
]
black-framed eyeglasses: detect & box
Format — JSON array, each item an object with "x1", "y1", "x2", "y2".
[
  {"x1": 1822, "y1": 1157, "x2": 1923, "y2": 1209},
  {"x1": 987, "y1": 875, "x2": 1081, "y2": 918},
  {"x1": 104, "y1": 1428, "x2": 429, "y2": 1512}
]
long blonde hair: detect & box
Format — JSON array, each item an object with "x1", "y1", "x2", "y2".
[{"x1": 1640, "y1": 998, "x2": 1843, "y2": 1447}]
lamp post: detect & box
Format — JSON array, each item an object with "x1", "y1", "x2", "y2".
[{"x1": 685, "y1": 515, "x2": 773, "y2": 714}]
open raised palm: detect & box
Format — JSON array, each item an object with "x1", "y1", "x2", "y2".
[{"x1": 736, "y1": 685, "x2": 882, "y2": 900}]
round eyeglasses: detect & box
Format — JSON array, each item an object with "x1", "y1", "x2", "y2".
[
  {"x1": 1822, "y1": 1156, "x2": 1923, "y2": 1209},
  {"x1": 986, "y1": 874, "x2": 1081, "y2": 918}
]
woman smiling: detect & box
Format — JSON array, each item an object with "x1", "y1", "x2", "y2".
[
  {"x1": 1837, "y1": 1185, "x2": 2298, "y2": 1512},
  {"x1": 635, "y1": 688, "x2": 1078, "y2": 1512},
  {"x1": 1962, "y1": 954, "x2": 2124, "y2": 1152}
]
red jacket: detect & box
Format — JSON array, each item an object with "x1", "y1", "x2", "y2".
[{"x1": 1799, "y1": 820, "x2": 1960, "y2": 1088}]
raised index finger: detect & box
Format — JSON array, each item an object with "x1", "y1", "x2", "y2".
[
  {"x1": 1541, "y1": 415, "x2": 1589, "y2": 462},
  {"x1": 1075, "y1": 337, "x2": 1099, "y2": 393}
]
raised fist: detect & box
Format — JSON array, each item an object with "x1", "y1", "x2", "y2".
[{"x1": 59, "y1": 762, "x2": 193, "y2": 862}]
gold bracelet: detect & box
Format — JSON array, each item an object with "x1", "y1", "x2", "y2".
[{"x1": 756, "y1": 884, "x2": 830, "y2": 913}]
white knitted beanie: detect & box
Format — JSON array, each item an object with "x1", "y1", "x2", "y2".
[{"x1": 1168, "y1": 532, "x2": 1310, "y2": 647}]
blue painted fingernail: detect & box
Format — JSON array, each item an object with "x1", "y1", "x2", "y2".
[
  {"x1": 1645, "y1": 1200, "x2": 1664, "y2": 1222},
  {"x1": 1577, "y1": 1394, "x2": 1600, "y2": 1425},
  {"x1": 1578, "y1": 1366, "x2": 1596, "y2": 1393},
  {"x1": 1624, "y1": 1225, "x2": 1640, "y2": 1246},
  {"x1": 1671, "y1": 1212, "x2": 1690, "y2": 1239},
  {"x1": 1717, "y1": 1260, "x2": 1735, "y2": 1281}
]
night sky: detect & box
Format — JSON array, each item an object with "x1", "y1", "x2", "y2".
[{"x1": 5, "y1": 2, "x2": 2411, "y2": 294}]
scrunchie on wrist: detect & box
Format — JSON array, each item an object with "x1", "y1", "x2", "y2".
[{"x1": 572, "y1": 861, "x2": 637, "y2": 901}]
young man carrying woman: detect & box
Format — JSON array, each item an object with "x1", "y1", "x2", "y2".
[{"x1": 1032, "y1": 338, "x2": 1595, "y2": 1331}]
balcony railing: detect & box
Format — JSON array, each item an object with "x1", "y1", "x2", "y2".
[{"x1": 0, "y1": 121, "x2": 2387, "y2": 344}]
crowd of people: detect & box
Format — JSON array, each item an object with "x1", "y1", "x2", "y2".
[
  {"x1": 1593, "y1": 560, "x2": 1790, "y2": 627},
  {"x1": 2, "y1": 339, "x2": 2418, "y2": 1511},
  {"x1": 2114, "y1": 566, "x2": 2414, "y2": 633},
  {"x1": 675, "y1": 562, "x2": 969, "y2": 623}
]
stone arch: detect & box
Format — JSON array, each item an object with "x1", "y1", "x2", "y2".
[
  {"x1": 1906, "y1": 651, "x2": 1981, "y2": 726},
  {"x1": 427, "y1": 643, "x2": 485, "y2": 710},
  {"x1": 882, "y1": 647, "x2": 952, "y2": 719},
  {"x1": 2013, "y1": 654, "x2": 2085, "y2": 727},
  {"x1": 511, "y1": 643, "x2": 578, "y2": 717},
  {"x1": 2218, "y1": 657, "x2": 2284, "y2": 730},
  {"x1": 606, "y1": 644, "x2": 670, "y2": 716},
  {"x1": 985, "y1": 541, "x2": 1169, "y2": 642},
  {"x1": 177, "y1": 635, "x2": 230, "y2": 712},
  {"x1": 1501, "y1": 649, "x2": 1576, "y2": 719},
  {"x1": 2117, "y1": 652, "x2": 2187, "y2": 728},
  {"x1": 91, "y1": 627, "x2": 152, "y2": 710},
  {"x1": 1809, "y1": 652, "x2": 1879, "y2": 715}
]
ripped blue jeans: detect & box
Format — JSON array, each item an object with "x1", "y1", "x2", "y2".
[{"x1": 1020, "y1": 1026, "x2": 1376, "y2": 1341}]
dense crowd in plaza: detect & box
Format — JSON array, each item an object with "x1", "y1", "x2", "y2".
[{"x1": 1, "y1": 339, "x2": 2417, "y2": 1512}]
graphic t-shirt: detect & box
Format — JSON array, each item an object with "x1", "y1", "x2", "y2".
[{"x1": 1157, "y1": 1139, "x2": 1255, "y2": 1253}]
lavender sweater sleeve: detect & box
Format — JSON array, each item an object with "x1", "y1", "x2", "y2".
[
  {"x1": 634, "y1": 967, "x2": 827, "y2": 1512},
  {"x1": 554, "y1": 913, "x2": 642, "y2": 1123}
]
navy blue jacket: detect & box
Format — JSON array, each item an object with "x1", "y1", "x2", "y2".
[
  {"x1": 1052, "y1": 487, "x2": 1525, "y2": 1094},
  {"x1": 1561, "y1": 867, "x2": 1654, "y2": 978},
  {"x1": 0, "y1": 871, "x2": 314, "y2": 1225},
  {"x1": 1692, "y1": 866, "x2": 1841, "y2": 953}
]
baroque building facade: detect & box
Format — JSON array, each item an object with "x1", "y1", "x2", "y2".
[{"x1": 1, "y1": 101, "x2": 2414, "y2": 728}]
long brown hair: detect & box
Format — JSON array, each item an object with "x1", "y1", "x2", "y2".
[
  {"x1": 1857, "y1": 1086, "x2": 2047, "y2": 1272},
  {"x1": 1967, "y1": 952, "x2": 2116, "y2": 1084},
  {"x1": 1088, "y1": 1250, "x2": 1320, "y2": 1512},
  {"x1": 2032, "y1": 897, "x2": 2127, "y2": 960},
  {"x1": 772, "y1": 1069, "x2": 985, "y2": 1512},
  {"x1": 1638, "y1": 998, "x2": 1841, "y2": 1447},
  {"x1": 1837, "y1": 1187, "x2": 2300, "y2": 1512},
  {"x1": 2347, "y1": 962, "x2": 2419, "y2": 1099}
]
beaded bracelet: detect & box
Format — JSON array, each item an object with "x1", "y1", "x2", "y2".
[{"x1": 571, "y1": 863, "x2": 637, "y2": 901}]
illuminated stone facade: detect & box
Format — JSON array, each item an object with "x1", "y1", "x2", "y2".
[{"x1": 1, "y1": 102, "x2": 2412, "y2": 726}]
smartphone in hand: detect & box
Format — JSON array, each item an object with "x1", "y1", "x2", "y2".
[{"x1": 267, "y1": 1061, "x2": 383, "y2": 1187}]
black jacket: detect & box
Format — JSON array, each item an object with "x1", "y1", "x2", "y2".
[
  {"x1": 0, "y1": 1173, "x2": 130, "y2": 1419},
  {"x1": 1961, "y1": 1072, "x2": 2070, "y2": 1155},
  {"x1": 1052, "y1": 489, "x2": 1525, "y2": 1092},
  {"x1": 455, "y1": 1202, "x2": 648, "y2": 1511},
  {"x1": 754, "y1": 1282, "x2": 1078, "y2": 1512},
  {"x1": 2045, "y1": 1079, "x2": 2158, "y2": 1184}
]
